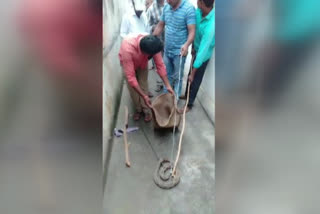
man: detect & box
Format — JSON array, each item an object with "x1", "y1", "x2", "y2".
[
  {"x1": 120, "y1": 0, "x2": 150, "y2": 38},
  {"x1": 153, "y1": 0, "x2": 196, "y2": 99},
  {"x1": 179, "y1": 0, "x2": 215, "y2": 113},
  {"x1": 146, "y1": 0, "x2": 165, "y2": 91},
  {"x1": 119, "y1": 35, "x2": 174, "y2": 122},
  {"x1": 146, "y1": 0, "x2": 165, "y2": 37},
  {"x1": 120, "y1": 0, "x2": 154, "y2": 98}
]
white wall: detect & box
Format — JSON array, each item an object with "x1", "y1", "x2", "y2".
[
  {"x1": 197, "y1": 52, "x2": 215, "y2": 123},
  {"x1": 103, "y1": 0, "x2": 131, "y2": 165}
]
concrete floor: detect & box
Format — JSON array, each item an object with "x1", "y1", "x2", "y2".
[{"x1": 104, "y1": 64, "x2": 215, "y2": 214}]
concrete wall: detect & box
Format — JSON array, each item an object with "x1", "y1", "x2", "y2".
[
  {"x1": 197, "y1": 52, "x2": 215, "y2": 123},
  {"x1": 103, "y1": 0, "x2": 131, "y2": 165}
]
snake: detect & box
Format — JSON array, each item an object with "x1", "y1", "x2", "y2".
[{"x1": 153, "y1": 159, "x2": 180, "y2": 189}]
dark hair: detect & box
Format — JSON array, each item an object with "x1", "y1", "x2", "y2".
[
  {"x1": 201, "y1": 0, "x2": 214, "y2": 8},
  {"x1": 140, "y1": 35, "x2": 164, "y2": 55}
]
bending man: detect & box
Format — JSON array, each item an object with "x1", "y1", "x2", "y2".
[{"x1": 119, "y1": 34, "x2": 174, "y2": 122}]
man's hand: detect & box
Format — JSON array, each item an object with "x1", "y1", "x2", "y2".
[
  {"x1": 191, "y1": 48, "x2": 196, "y2": 58},
  {"x1": 180, "y1": 44, "x2": 189, "y2": 57},
  {"x1": 153, "y1": 21, "x2": 165, "y2": 36},
  {"x1": 161, "y1": 75, "x2": 175, "y2": 96},
  {"x1": 143, "y1": 95, "x2": 152, "y2": 108},
  {"x1": 188, "y1": 74, "x2": 194, "y2": 83},
  {"x1": 167, "y1": 86, "x2": 174, "y2": 95},
  {"x1": 188, "y1": 68, "x2": 197, "y2": 83}
]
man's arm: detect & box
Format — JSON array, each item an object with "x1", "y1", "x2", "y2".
[
  {"x1": 189, "y1": 25, "x2": 215, "y2": 83},
  {"x1": 160, "y1": 75, "x2": 174, "y2": 94},
  {"x1": 152, "y1": 21, "x2": 165, "y2": 36},
  {"x1": 122, "y1": 58, "x2": 152, "y2": 107},
  {"x1": 181, "y1": 24, "x2": 195, "y2": 56},
  {"x1": 153, "y1": 53, "x2": 174, "y2": 94},
  {"x1": 132, "y1": 84, "x2": 152, "y2": 107}
]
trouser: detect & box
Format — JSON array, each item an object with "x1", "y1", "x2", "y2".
[
  {"x1": 163, "y1": 54, "x2": 186, "y2": 98},
  {"x1": 125, "y1": 67, "x2": 151, "y2": 114},
  {"x1": 185, "y1": 57, "x2": 210, "y2": 108}
]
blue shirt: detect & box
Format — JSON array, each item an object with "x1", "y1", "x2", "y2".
[
  {"x1": 160, "y1": 0, "x2": 196, "y2": 56},
  {"x1": 193, "y1": 8, "x2": 215, "y2": 69}
]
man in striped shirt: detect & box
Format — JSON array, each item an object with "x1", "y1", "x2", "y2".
[
  {"x1": 147, "y1": 0, "x2": 165, "y2": 37},
  {"x1": 153, "y1": 0, "x2": 196, "y2": 99}
]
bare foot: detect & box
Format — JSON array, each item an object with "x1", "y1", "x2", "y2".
[
  {"x1": 144, "y1": 113, "x2": 152, "y2": 122},
  {"x1": 133, "y1": 112, "x2": 142, "y2": 121}
]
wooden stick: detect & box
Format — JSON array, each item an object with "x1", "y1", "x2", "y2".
[
  {"x1": 124, "y1": 106, "x2": 131, "y2": 167},
  {"x1": 171, "y1": 55, "x2": 194, "y2": 176},
  {"x1": 172, "y1": 81, "x2": 191, "y2": 176}
]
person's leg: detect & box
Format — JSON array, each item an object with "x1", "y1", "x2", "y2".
[
  {"x1": 181, "y1": 56, "x2": 195, "y2": 99},
  {"x1": 163, "y1": 53, "x2": 174, "y2": 93},
  {"x1": 124, "y1": 68, "x2": 143, "y2": 120},
  {"x1": 187, "y1": 60, "x2": 210, "y2": 108},
  {"x1": 136, "y1": 67, "x2": 152, "y2": 122},
  {"x1": 172, "y1": 55, "x2": 186, "y2": 98}
]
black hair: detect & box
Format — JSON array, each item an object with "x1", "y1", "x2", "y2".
[
  {"x1": 201, "y1": 0, "x2": 214, "y2": 8},
  {"x1": 140, "y1": 35, "x2": 164, "y2": 55}
]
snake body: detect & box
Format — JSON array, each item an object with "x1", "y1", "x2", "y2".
[{"x1": 153, "y1": 159, "x2": 180, "y2": 189}]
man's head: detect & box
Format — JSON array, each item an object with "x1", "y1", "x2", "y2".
[
  {"x1": 132, "y1": 0, "x2": 146, "y2": 18},
  {"x1": 140, "y1": 35, "x2": 164, "y2": 55},
  {"x1": 167, "y1": 0, "x2": 181, "y2": 9},
  {"x1": 157, "y1": 0, "x2": 165, "y2": 5},
  {"x1": 197, "y1": 0, "x2": 214, "y2": 10}
]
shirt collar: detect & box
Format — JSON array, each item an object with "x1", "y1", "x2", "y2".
[
  {"x1": 200, "y1": 7, "x2": 215, "y2": 21},
  {"x1": 170, "y1": 0, "x2": 185, "y2": 11}
]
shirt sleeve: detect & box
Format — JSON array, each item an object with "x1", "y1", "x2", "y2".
[
  {"x1": 186, "y1": 6, "x2": 196, "y2": 25},
  {"x1": 193, "y1": 24, "x2": 215, "y2": 69},
  {"x1": 153, "y1": 53, "x2": 167, "y2": 77},
  {"x1": 120, "y1": 15, "x2": 129, "y2": 38},
  {"x1": 121, "y1": 52, "x2": 138, "y2": 87}
]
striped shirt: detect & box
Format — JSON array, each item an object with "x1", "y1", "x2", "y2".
[
  {"x1": 160, "y1": 0, "x2": 196, "y2": 56},
  {"x1": 146, "y1": 1, "x2": 164, "y2": 31}
]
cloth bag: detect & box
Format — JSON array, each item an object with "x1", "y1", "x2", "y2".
[{"x1": 151, "y1": 93, "x2": 181, "y2": 129}]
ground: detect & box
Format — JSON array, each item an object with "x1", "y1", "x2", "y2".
[{"x1": 103, "y1": 60, "x2": 215, "y2": 214}]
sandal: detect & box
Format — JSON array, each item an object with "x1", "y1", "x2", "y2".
[
  {"x1": 133, "y1": 112, "x2": 142, "y2": 121},
  {"x1": 144, "y1": 113, "x2": 152, "y2": 122}
]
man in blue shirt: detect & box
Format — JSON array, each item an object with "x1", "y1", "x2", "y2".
[
  {"x1": 153, "y1": 0, "x2": 196, "y2": 99},
  {"x1": 179, "y1": 0, "x2": 215, "y2": 113}
]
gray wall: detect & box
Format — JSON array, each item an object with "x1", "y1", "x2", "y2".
[
  {"x1": 197, "y1": 52, "x2": 215, "y2": 123},
  {"x1": 103, "y1": 0, "x2": 131, "y2": 165}
]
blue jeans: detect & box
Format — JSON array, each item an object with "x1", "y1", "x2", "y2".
[{"x1": 163, "y1": 54, "x2": 186, "y2": 99}]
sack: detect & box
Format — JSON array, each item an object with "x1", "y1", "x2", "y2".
[{"x1": 151, "y1": 93, "x2": 181, "y2": 129}]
